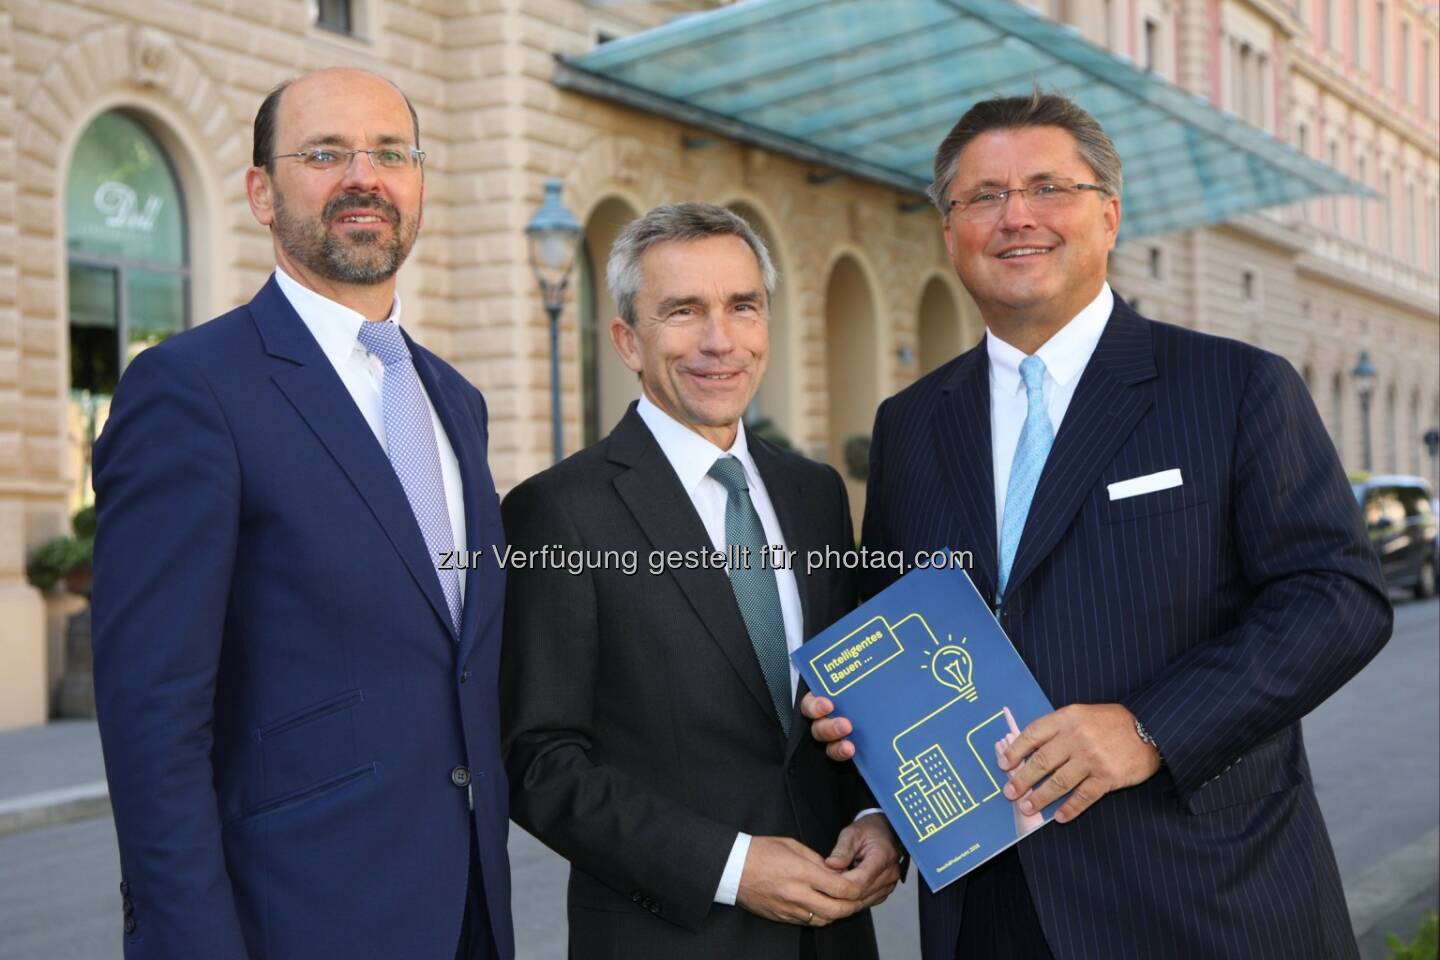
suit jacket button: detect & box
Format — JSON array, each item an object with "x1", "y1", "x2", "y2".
[
  {"x1": 119, "y1": 880, "x2": 130, "y2": 896},
  {"x1": 450, "y1": 766, "x2": 471, "y2": 788},
  {"x1": 460, "y1": 669, "x2": 472, "y2": 683},
  {"x1": 123, "y1": 916, "x2": 137, "y2": 935},
  {"x1": 630, "y1": 892, "x2": 642, "y2": 903}
]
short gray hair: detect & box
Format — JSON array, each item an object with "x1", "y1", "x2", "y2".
[
  {"x1": 606, "y1": 202, "x2": 777, "y2": 326},
  {"x1": 927, "y1": 89, "x2": 1123, "y2": 215}
]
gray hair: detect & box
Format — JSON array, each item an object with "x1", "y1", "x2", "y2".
[
  {"x1": 606, "y1": 202, "x2": 777, "y2": 326},
  {"x1": 927, "y1": 89, "x2": 1123, "y2": 215}
]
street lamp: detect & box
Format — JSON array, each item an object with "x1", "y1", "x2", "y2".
[
  {"x1": 1351, "y1": 350, "x2": 1377, "y2": 472},
  {"x1": 525, "y1": 179, "x2": 582, "y2": 464}
]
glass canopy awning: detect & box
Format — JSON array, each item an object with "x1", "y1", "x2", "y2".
[{"x1": 555, "y1": 0, "x2": 1371, "y2": 239}]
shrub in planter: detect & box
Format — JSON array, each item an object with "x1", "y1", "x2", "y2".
[{"x1": 25, "y1": 506, "x2": 96, "y2": 596}]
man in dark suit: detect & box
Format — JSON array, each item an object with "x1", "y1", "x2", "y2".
[
  {"x1": 501, "y1": 203, "x2": 900, "y2": 960},
  {"x1": 804, "y1": 92, "x2": 1391, "y2": 959},
  {"x1": 91, "y1": 69, "x2": 512, "y2": 960}
]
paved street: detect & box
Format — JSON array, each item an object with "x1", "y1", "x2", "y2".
[{"x1": 2, "y1": 598, "x2": 1434, "y2": 959}]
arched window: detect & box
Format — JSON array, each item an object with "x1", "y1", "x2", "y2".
[{"x1": 66, "y1": 111, "x2": 190, "y2": 498}]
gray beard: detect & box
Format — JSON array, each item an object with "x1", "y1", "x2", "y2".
[{"x1": 273, "y1": 195, "x2": 416, "y2": 285}]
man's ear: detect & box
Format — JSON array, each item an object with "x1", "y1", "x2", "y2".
[
  {"x1": 1102, "y1": 193, "x2": 1121, "y2": 251},
  {"x1": 610, "y1": 317, "x2": 643, "y2": 374},
  {"x1": 245, "y1": 166, "x2": 276, "y2": 228}
]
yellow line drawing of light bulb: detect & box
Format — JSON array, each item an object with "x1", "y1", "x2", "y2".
[{"x1": 931, "y1": 645, "x2": 977, "y2": 703}]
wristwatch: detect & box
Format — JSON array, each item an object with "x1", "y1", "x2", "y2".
[{"x1": 1134, "y1": 718, "x2": 1165, "y2": 766}]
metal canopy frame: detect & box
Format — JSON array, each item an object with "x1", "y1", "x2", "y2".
[{"x1": 555, "y1": 0, "x2": 1373, "y2": 239}]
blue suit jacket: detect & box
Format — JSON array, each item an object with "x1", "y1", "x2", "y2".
[
  {"x1": 91, "y1": 278, "x2": 514, "y2": 960},
  {"x1": 862, "y1": 298, "x2": 1390, "y2": 960}
]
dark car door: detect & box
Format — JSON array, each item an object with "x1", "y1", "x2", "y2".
[
  {"x1": 1364, "y1": 487, "x2": 1409, "y2": 581},
  {"x1": 1397, "y1": 486, "x2": 1437, "y2": 575}
]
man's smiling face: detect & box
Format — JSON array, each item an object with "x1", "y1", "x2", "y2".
[{"x1": 943, "y1": 125, "x2": 1119, "y2": 333}]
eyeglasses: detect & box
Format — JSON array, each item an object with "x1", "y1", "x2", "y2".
[
  {"x1": 267, "y1": 146, "x2": 426, "y2": 173},
  {"x1": 948, "y1": 179, "x2": 1107, "y2": 222}
]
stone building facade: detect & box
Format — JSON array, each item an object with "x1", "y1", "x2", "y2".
[{"x1": 0, "y1": 0, "x2": 1435, "y2": 726}]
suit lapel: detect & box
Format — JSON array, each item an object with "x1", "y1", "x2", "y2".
[
  {"x1": 1004, "y1": 303, "x2": 1157, "y2": 600},
  {"x1": 748, "y1": 438, "x2": 815, "y2": 640},
  {"x1": 607, "y1": 408, "x2": 782, "y2": 731},
  {"x1": 251, "y1": 278, "x2": 455, "y2": 638},
  {"x1": 747, "y1": 438, "x2": 820, "y2": 755},
  {"x1": 933, "y1": 345, "x2": 1000, "y2": 603},
  {"x1": 409, "y1": 340, "x2": 491, "y2": 661}
]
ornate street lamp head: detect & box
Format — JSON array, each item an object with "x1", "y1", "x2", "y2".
[{"x1": 525, "y1": 179, "x2": 582, "y2": 312}]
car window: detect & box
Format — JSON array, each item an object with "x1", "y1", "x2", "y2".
[{"x1": 1369, "y1": 489, "x2": 1406, "y2": 528}]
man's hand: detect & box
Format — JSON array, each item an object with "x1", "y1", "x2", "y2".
[
  {"x1": 825, "y1": 814, "x2": 901, "y2": 909},
  {"x1": 736, "y1": 836, "x2": 866, "y2": 926},
  {"x1": 996, "y1": 707, "x2": 1044, "y2": 837},
  {"x1": 998, "y1": 703, "x2": 1162, "y2": 823},
  {"x1": 800, "y1": 693, "x2": 856, "y2": 761}
]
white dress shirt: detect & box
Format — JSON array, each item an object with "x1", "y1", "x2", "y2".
[
  {"x1": 988, "y1": 283, "x2": 1112, "y2": 539},
  {"x1": 273, "y1": 268, "x2": 468, "y2": 601},
  {"x1": 635, "y1": 395, "x2": 805, "y2": 907}
]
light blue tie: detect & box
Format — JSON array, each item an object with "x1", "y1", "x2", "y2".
[
  {"x1": 357, "y1": 321, "x2": 462, "y2": 634},
  {"x1": 709, "y1": 456, "x2": 792, "y2": 735},
  {"x1": 997, "y1": 355, "x2": 1054, "y2": 605}
]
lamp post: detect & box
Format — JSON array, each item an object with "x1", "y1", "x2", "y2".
[
  {"x1": 1424, "y1": 427, "x2": 1439, "y2": 487},
  {"x1": 1351, "y1": 350, "x2": 1376, "y2": 472},
  {"x1": 525, "y1": 179, "x2": 582, "y2": 464}
]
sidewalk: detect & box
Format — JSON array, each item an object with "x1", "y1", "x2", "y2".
[
  {"x1": 1, "y1": 718, "x2": 1434, "y2": 959},
  {"x1": 0, "y1": 720, "x2": 108, "y2": 837}
]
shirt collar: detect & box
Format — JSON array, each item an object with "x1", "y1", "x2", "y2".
[
  {"x1": 986, "y1": 282, "x2": 1113, "y2": 395},
  {"x1": 273, "y1": 267, "x2": 403, "y2": 369},
  {"x1": 636, "y1": 394, "x2": 759, "y2": 495}
]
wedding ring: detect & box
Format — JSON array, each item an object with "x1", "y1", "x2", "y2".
[{"x1": 805, "y1": 910, "x2": 814, "y2": 925}]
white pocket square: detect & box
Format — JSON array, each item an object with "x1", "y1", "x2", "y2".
[{"x1": 1108, "y1": 468, "x2": 1183, "y2": 501}]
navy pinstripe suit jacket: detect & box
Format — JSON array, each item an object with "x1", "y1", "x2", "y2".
[{"x1": 861, "y1": 297, "x2": 1390, "y2": 960}]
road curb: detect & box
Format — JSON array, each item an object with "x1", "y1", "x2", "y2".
[
  {"x1": 1347, "y1": 826, "x2": 1440, "y2": 939},
  {"x1": 0, "y1": 782, "x2": 110, "y2": 838}
]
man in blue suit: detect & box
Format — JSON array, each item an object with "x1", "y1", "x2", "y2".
[
  {"x1": 91, "y1": 68, "x2": 512, "y2": 960},
  {"x1": 804, "y1": 92, "x2": 1391, "y2": 959}
]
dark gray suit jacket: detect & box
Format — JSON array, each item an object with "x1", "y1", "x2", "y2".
[{"x1": 501, "y1": 405, "x2": 879, "y2": 960}]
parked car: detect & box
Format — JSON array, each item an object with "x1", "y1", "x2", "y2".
[{"x1": 1352, "y1": 475, "x2": 1438, "y2": 600}]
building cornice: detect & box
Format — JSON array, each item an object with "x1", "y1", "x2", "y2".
[
  {"x1": 1295, "y1": 250, "x2": 1440, "y2": 317},
  {"x1": 1290, "y1": 52, "x2": 1440, "y2": 156}
]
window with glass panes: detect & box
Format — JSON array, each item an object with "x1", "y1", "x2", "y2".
[
  {"x1": 65, "y1": 111, "x2": 189, "y2": 499},
  {"x1": 317, "y1": 0, "x2": 353, "y2": 34}
]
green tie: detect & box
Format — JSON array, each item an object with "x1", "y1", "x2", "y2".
[{"x1": 708, "y1": 456, "x2": 792, "y2": 735}]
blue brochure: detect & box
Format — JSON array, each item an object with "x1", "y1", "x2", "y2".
[{"x1": 791, "y1": 565, "x2": 1058, "y2": 892}]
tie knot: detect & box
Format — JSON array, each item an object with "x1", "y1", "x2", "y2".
[
  {"x1": 708, "y1": 456, "x2": 748, "y2": 494},
  {"x1": 1019, "y1": 355, "x2": 1047, "y2": 394},
  {"x1": 356, "y1": 321, "x2": 409, "y2": 367}
]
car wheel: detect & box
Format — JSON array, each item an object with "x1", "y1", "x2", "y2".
[{"x1": 1416, "y1": 557, "x2": 1437, "y2": 600}]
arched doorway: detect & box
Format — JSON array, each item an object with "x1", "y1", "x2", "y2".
[
  {"x1": 824, "y1": 256, "x2": 879, "y2": 520},
  {"x1": 65, "y1": 110, "x2": 190, "y2": 504},
  {"x1": 578, "y1": 196, "x2": 641, "y2": 446},
  {"x1": 727, "y1": 201, "x2": 793, "y2": 447},
  {"x1": 917, "y1": 277, "x2": 960, "y2": 377}
]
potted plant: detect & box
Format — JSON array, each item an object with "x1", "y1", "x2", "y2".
[{"x1": 26, "y1": 505, "x2": 95, "y2": 599}]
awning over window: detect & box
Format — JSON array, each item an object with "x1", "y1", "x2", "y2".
[{"x1": 555, "y1": 0, "x2": 1371, "y2": 239}]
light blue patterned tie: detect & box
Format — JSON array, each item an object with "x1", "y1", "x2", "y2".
[
  {"x1": 709, "y1": 456, "x2": 792, "y2": 735},
  {"x1": 997, "y1": 355, "x2": 1054, "y2": 605},
  {"x1": 357, "y1": 321, "x2": 462, "y2": 634}
]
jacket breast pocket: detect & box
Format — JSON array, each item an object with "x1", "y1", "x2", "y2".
[
  {"x1": 1184, "y1": 730, "x2": 1301, "y2": 815},
  {"x1": 1099, "y1": 479, "x2": 1207, "y2": 524},
  {"x1": 254, "y1": 688, "x2": 364, "y2": 810}
]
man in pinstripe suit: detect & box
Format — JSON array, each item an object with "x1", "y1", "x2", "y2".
[{"x1": 804, "y1": 92, "x2": 1391, "y2": 959}]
